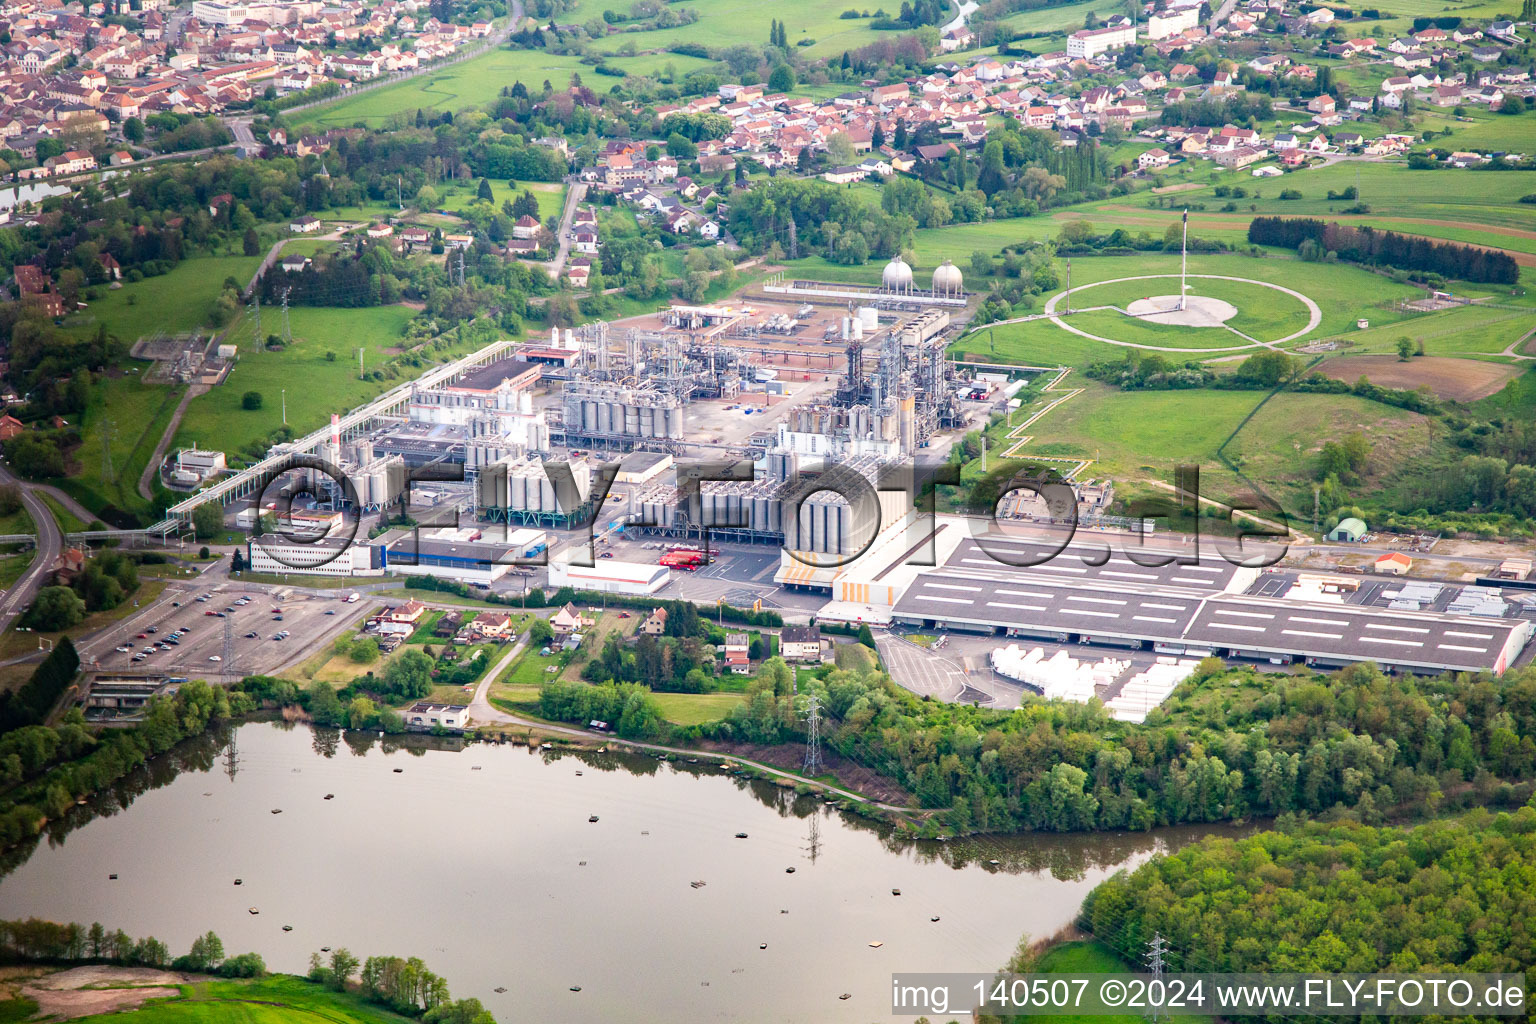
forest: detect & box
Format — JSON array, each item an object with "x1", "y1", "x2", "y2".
[
  {"x1": 1248, "y1": 217, "x2": 1520, "y2": 284},
  {"x1": 698, "y1": 658, "x2": 1536, "y2": 835},
  {"x1": 1082, "y1": 808, "x2": 1536, "y2": 976}
]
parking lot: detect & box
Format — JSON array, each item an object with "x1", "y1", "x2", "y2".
[{"x1": 77, "y1": 581, "x2": 363, "y2": 678}]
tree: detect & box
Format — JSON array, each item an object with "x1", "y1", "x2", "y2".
[
  {"x1": 529, "y1": 618, "x2": 555, "y2": 646},
  {"x1": 768, "y1": 64, "x2": 795, "y2": 92},
  {"x1": 350, "y1": 636, "x2": 379, "y2": 663},
  {"x1": 476, "y1": 177, "x2": 494, "y2": 201},
  {"x1": 124, "y1": 117, "x2": 145, "y2": 143},
  {"x1": 306, "y1": 681, "x2": 344, "y2": 726},
  {"x1": 23, "y1": 586, "x2": 85, "y2": 631},
  {"x1": 1396, "y1": 335, "x2": 1413, "y2": 361},
  {"x1": 186, "y1": 931, "x2": 225, "y2": 971},
  {"x1": 4, "y1": 435, "x2": 64, "y2": 479},
  {"x1": 327, "y1": 948, "x2": 359, "y2": 990},
  {"x1": 382, "y1": 648, "x2": 434, "y2": 699},
  {"x1": 241, "y1": 391, "x2": 263, "y2": 410},
  {"x1": 192, "y1": 501, "x2": 223, "y2": 540},
  {"x1": 231, "y1": 549, "x2": 245, "y2": 572},
  {"x1": 665, "y1": 132, "x2": 696, "y2": 159},
  {"x1": 825, "y1": 131, "x2": 856, "y2": 164}
]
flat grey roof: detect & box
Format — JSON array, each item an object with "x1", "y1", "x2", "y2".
[{"x1": 888, "y1": 535, "x2": 1532, "y2": 673}]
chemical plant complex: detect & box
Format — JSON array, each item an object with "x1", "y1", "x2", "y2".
[{"x1": 159, "y1": 259, "x2": 1536, "y2": 715}]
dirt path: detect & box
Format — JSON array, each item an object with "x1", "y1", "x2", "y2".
[
  {"x1": 20, "y1": 966, "x2": 193, "y2": 1020},
  {"x1": 466, "y1": 655, "x2": 917, "y2": 813}
]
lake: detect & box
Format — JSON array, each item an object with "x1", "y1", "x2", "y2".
[{"x1": 0, "y1": 722, "x2": 1223, "y2": 1022}]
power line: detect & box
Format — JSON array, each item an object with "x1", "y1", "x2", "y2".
[{"x1": 99, "y1": 418, "x2": 115, "y2": 484}]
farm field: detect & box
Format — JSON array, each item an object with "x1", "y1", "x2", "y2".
[
  {"x1": 581, "y1": 0, "x2": 904, "y2": 57},
  {"x1": 295, "y1": 47, "x2": 715, "y2": 130},
  {"x1": 1126, "y1": 160, "x2": 1536, "y2": 236},
  {"x1": 1309, "y1": 354, "x2": 1525, "y2": 401}
]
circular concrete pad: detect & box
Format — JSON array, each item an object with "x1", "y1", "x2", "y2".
[{"x1": 1125, "y1": 294, "x2": 1238, "y2": 327}]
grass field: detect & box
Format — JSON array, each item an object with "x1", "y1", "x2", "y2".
[
  {"x1": 952, "y1": 254, "x2": 1422, "y2": 368},
  {"x1": 66, "y1": 975, "x2": 416, "y2": 1024},
  {"x1": 172, "y1": 304, "x2": 445, "y2": 463},
  {"x1": 67, "y1": 256, "x2": 265, "y2": 343},
  {"x1": 61, "y1": 373, "x2": 185, "y2": 520},
  {"x1": 1017, "y1": 384, "x2": 1432, "y2": 514},
  {"x1": 650, "y1": 691, "x2": 744, "y2": 725},
  {"x1": 41, "y1": 493, "x2": 91, "y2": 533}
]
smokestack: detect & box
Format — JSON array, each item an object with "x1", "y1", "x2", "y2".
[{"x1": 331, "y1": 413, "x2": 340, "y2": 447}]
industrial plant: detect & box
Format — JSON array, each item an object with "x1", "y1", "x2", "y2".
[{"x1": 167, "y1": 257, "x2": 984, "y2": 562}]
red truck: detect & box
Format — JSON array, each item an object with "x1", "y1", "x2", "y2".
[{"x1": 660, "y1": 547, "x2": 709, "y2": 571}]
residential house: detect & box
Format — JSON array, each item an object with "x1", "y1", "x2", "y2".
[
  {"x1": 780, "y1": 625, "x2": 826, "y2": 663},
  {"x1": 639, "y1": 607, "x2": 668, "y2": 635}
]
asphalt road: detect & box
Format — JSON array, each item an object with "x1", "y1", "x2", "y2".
[
  {"x1": 0, "y1": 462, "x2": 62, "y2": 631},
  {"x1": 547, "y1": 181, "x2": 586, "y2": 281}
]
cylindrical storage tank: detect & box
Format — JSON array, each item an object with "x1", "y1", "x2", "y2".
[
  {"x1": 859, "y1": 306, "x2": 878, "y2": 330},
  {"x1": 563, "y1": 328, "x2": 575, "y2": 348},
  {"x1": 841, "y1": 316, "x2": 851, "y2": 340},
  {"x1": 625, "y1": 404, "x2": 640, "y2": 436},
  {"x1": 851, "y1": 319, "x2": 864, "y2": 340},
  {"x1": 551, "y1": 327, "x2": 560, "y2": 346}
]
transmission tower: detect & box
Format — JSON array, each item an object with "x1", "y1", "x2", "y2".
[
  {"x1": 223, "y1": 732, "x2": 240, "y2": 782},
  {"x1": 280, "y1": 286, "x2": 292, "y2": 341},
  {"x1": 99, "y1": 418, "x2": 116, "y2": 484},
  {"x1": 222, "y1": 615, "x2": 236, "y2": 679},
  {"x1": 801, "y1": 693, "x2": 824, "y2": 777},
  {"x1": 1145, "y1": 932, "x2": 1170, "y2": 1023},
  {"x1": 252, "y1": 292, "x2": 261, "y2": 338}
]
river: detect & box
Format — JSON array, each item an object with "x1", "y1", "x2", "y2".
[{"x1": 0, "y1": 722, "x2": 1228, "y2": 1022}]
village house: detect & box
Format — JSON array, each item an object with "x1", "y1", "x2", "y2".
[
  {"x1": 640, "y1": 607, "x2": 669, "y2": 636},
  {"x1": 780, "y1": 625, "x2": 826, "y2": 663}
]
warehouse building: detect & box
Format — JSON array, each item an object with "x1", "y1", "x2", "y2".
[
  {"x1": 383, "y1": 528, "x2": 524, "y2": 586},
  {"x1": 548, "y1": 555, "x2": 671, "y2": 595},
  {"x1": 881, "y1": 521, "x2": 1533, "y2": 676}
]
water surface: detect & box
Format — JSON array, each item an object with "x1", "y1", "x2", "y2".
[{"x1": 0, "y1": 723, "x2": 1222, "y2": 1022}]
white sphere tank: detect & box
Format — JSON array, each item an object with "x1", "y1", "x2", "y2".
[
  {"x1": 882, "y1": 256, "x2": 913, "y2": 290},
  {"x1": 932, "y1": 259, "x2": 964, "y2": 295}
]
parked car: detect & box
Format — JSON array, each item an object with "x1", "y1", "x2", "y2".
[{"x1": 209, "y1": 655, "x2": 222, "y2": 662}]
